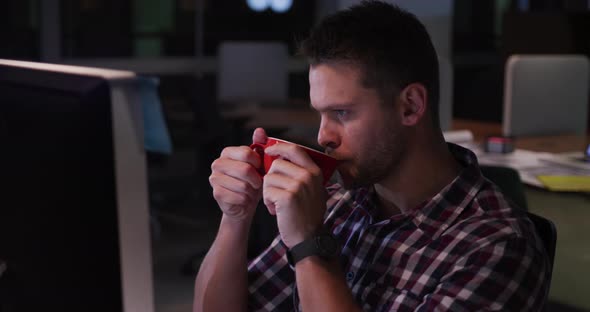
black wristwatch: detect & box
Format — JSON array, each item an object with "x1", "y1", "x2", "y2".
[{"x1": 287, "y1": 231, "x2": 339, "y2": 266}]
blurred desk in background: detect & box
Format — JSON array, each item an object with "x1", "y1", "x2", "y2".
[
  {"x1": 453, "y1": 118, "x2": 590, "y2": 153},
  {"x1": 220, "y1": 103, "x2": 320, "y2": 146},
  {"x1": 453, "y1": 119, "x2": 590, "y2": 189},
  {"x1": 221, "y1": 105, "x2": 319, "y2": 130}
]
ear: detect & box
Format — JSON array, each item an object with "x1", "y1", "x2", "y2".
[{"x1": 398, "y1": 83, "x2": 428, "y2": 126}]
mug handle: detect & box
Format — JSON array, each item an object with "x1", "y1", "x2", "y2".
[{"x1": 250, "y1": 143, "x2": 266, "y2": 175}]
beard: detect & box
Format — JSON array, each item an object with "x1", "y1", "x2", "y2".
[{"x1": 338, "y1": 123, "x2": 406, "y2": 190}]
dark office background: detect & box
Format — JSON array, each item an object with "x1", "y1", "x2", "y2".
[{"x1": 1, "y1": 0, "x2": 589, "y2": 122}]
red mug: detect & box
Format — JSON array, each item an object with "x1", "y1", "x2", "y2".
[{"x1": 250, "y1": 137, "x2": 339, "y2": 184}]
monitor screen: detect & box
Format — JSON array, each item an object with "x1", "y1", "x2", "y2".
[{"x1": 0, "y1": 60, "x2": 154, "y2": 312}]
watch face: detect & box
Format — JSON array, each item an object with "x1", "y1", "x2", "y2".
[{"x1": 317, "y1": 234, "x2": 339, "y2": 257}]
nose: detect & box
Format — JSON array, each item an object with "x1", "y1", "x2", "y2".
[{"x1": 317, "y1": 117, "x2": 340, "y2": 151}]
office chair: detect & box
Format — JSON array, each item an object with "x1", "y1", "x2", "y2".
[
  {"x1": 480, "y1": 165, "x2": 556, "y2": 296},
  {"x1": 527, "y1": 212, "x2": 557, "y2": 274},
  {"x1": 502, "y1": 54, "x2": 589, "y2": 137},
  {"x1": 480, "y1": 165, "x2": 528, "y2": 211}
]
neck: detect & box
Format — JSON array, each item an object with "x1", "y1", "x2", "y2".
[{"x1": 375, "y1": 126, "x2": 462, "y2": 219}]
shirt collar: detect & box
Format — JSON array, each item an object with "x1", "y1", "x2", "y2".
[
  {"x1": 406, "y1": 143, "x2": 485, "y2": 239},
  {"x1": 347, "y1": 143, "x2": 485, "y2": 235}
]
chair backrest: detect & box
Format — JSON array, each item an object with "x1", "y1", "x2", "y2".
[
  {"x1": 526, "y1": 212, "x2": 557, "y2": 290},
  {"x1": 480, "y1": 165, "x2": 556, "y2": 292},
  {"x1": 502, "y1": 54, "x2": 589, "y2": 137},
  {"x1": 526, "y1": 212, "x2": 557, "y2": 268},
  {"x1": 480, "y1": 165, "x2": 529, "y2": 211},
  {"x1": 217, "y1": 41, "x2": 288, "y2": 106}
]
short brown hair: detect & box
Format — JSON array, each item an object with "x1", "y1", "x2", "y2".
[{"x1": 299, "y1": 1, "x2": 440, "y2": 125}]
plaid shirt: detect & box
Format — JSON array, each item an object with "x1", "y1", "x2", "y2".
[{"x1": 247, "y1": 144, "x2": 550, "y2": 311}]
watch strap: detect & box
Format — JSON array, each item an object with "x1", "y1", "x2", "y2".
[{"x1": 286, "y1": 231, "x2": 338, "y2": 266}]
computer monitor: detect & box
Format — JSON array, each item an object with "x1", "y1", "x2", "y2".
[{"x1": 0, "y1": 60, "x2": 154, "y2": 312}]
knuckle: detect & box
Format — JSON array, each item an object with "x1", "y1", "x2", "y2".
[
  {"x1": 237, "y1": 146, "x2": 253, "y2": 161},
  {"x1": 237, "y1": 179, "x2": 250, "y2": 192},
  {"x1": 290, "y1": 181, "x2": 302, "y2": 193},
  {"x1": 285, "y1": 190, "x2": 296, "y2": 201},
  {"x1": 287, "y1": 144, "x2": 299, "y2": 154},
  {"x1": 220, "y1": 146, "x2": 233, "y2": 157},
  {"x1": 311, "y1": 168, "x2": 322, "y2": 180},
  {"x1": 210, "y1": 158, "x2": 221, "y2": 171},
  {"x1": 212, "y1": 188, "x2": 222, "y2": 200},
  {"x1": 301, "y1": 171, "x2": 313, "y2": 184},
  {"x1": 238, "y1": 162, "x2": 253, "y2": 177}
]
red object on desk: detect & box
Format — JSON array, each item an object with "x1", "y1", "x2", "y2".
[{"x1": 484, "y1": 136, "x2": 515, "y2": 153}]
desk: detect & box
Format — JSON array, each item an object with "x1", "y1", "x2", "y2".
[
  {"x1": 221, "y1": 103, "x2": 320, "y2": 129},
  {"x1": 220, "y1": 105, "x2": 320, "y2": 146},
  {"x1": 453, "y1": 118, "x2": 590, "y2": 153},
  {"x1": 221, "y1": 105, "x2": 319, "y2": 130},
  {"x1": 220, "y1": 114, "x2": 590, "y2": 154}
]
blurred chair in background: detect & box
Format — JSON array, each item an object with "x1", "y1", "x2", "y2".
[
  {"x1": 502, "y1": 54, "x2": 589, "y2": 137},
  {"x1": 480, "y1": 165, "x2": 528, "y2": 211},
  {"x1": 480, "y1": 165, "x2": 556, "y2": 297},
  {"x1": 217, "y1": 41, "x2": 289, "y2": 107}
]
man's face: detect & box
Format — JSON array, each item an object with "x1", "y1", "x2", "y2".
[{"x1": 309, "y1": 63, "x2": 407, "y2": 189}]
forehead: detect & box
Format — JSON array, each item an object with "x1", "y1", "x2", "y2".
[{"x1": 309, "y1": 63, "x2": 369, "y2": 110}]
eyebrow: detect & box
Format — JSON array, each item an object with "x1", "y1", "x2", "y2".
[{"x1": 310, "y1": 102, "x2": 355, "y2": 113}]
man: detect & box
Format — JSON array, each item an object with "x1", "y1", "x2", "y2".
[{"x1": 193, "y1": 1, "x2": 549, "y2": 311}]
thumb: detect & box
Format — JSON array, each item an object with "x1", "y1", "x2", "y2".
[{"x1": 252, "y1": 128, "x2": 268, "y2": 145}]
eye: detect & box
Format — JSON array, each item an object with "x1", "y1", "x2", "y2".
[{"x1": 334, "y1": 109, "x2": 349, "y2": 119}]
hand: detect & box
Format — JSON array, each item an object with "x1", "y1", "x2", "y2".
[
  {"x1": 262, "y1": 143, "x2": 327, "y2": 248},
  {"x1": 209, "y1": 128, "x2": 267, "y2": 222}
]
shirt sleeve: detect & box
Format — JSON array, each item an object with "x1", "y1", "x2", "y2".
[
  {"x1": 386, "y1": 235, "x2": 550, "y2": 312},
  {"x1": 246, "y1": 184, "x2": 347, "y2": 311},
  {"x1": 247, "y1": 236, "x2": 296, "y2": 311}
]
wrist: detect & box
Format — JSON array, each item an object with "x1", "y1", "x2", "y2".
[
  {"x1": 219, "y1": 214, "x2": 253, "y2": 240},
  {"x1": 287, "y1": 230, "x2": 339, "y2": 266},
  {"x1": 290, "y1": 223, "x2": 325, "y2": 248}
]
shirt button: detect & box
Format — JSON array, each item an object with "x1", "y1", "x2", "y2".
[{"x1": 346, "y1": 271, "x2": 355, "y2": 281}]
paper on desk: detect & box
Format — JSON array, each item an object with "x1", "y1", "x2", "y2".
[
  {"x1": 457, "y1": 142, "x2": 590, "y2": 188},
  {"x1": 537, "y1": 175, "x2": 590, "y2": 192},
  {"x1": 443, "y1": 130, "x2": 474, "y2": 144},
  {"x1": 538, "y1": 152, "x2": 590, "y2": 171}
]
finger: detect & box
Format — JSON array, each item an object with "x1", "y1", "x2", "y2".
[
  {"x1": 265, "y1": 143, "x2": 320, "y2": 174},
  {"x1": 268, "y1": 158, "x2": 320, "y2": 185},
  {"x1": 220, "y1": 146, "x2": 262, "y2": 169},
  {"x1": 209, "y1": 172, "x2": 259, "y2": 201},
  {"x1": 252, "y1": 128, "x2": 268, "y2": 145},
  {"x1": 211, "y1": 157, "x2": 262, "y2": 190},
  {"x1": 263, "y1": 171, "x2": 300, "y2": 194},
  {"x1": 265, "y1": 201, "x2": 276, "y2": 216},
  {"x1": 212, "y1": 184, "x2": 252, "y2": 206},
  {"x1": 263, "y1": 186, "x2": 292, "y2": 215}
]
